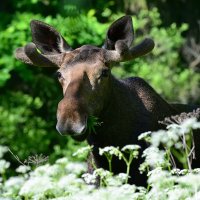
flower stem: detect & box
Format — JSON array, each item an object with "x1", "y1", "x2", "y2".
[{"x1": 108, "y1": 159, "x2": 112, "y2": 172}]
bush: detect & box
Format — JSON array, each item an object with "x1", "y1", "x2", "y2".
[{"x1": 0, "y1": 11, "x2": 107, "y2": 164}]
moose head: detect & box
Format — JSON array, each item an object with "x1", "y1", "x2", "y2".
[{"x1": 15, "y1": 16, "x2": 154, "y2": 141}]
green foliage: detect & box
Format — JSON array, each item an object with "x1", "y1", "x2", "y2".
[
  {"x1": 87, "y1": 116, "x2": 102, "y2": 134},
  {"x1": 0, "y1": 92, "x2": 46, "y2": 156},
  {"x1": 0, "y1": 11, "x2": 107, "y2": 87},
  {"x1": 0, "y1": 10, "x2": 107, "y2": 165}
]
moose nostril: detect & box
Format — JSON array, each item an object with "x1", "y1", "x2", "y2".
[
  {"x1": 81, "y1": 125, "x2": 87, "y2": 134},
  {"x1": 56, "y1": 123, "x2": 65, "y2": 135},
  {"x1": 56, "y1": 122, "x2": 87, "y2": 136},
  {"x1": 73, "y1": 123, "x2": 87, "y2": 135}
]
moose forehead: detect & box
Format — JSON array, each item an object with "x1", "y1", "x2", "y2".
[{"x1": 61, "y1": 45, "x2": 104, "y2": 68}]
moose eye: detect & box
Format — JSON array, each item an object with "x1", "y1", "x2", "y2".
[
  {"x1": 100, "y1": 68, "x2": 110, "y2": 78},
  {"x1": 55, "y1": 71, "x2": 63, "y2": 79}
]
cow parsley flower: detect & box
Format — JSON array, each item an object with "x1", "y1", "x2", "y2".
[
  {"x1": 117, "y1": 173, "x2": 129, "y2": 183},
  {"x1": 138, "y1": 131, "x2": 151, "y2": 142},
  {"x1": 16, "y1": 165, "x2": 31, "y2": 174},
  {"x1": 94, "y1": 168, "x2": 112, "y2": 178},
  {"x1": 151, "y1": 130, "x2": 168, "y2": 147},
  {"x1": 178, "y1": 173, "x2": 200, "y2": 189},
  {"x1": 121, "y1": 144, "x2": 141, "y2": 152},
  {"x1": 0, "y1": 159, "x2": 10, "y2": 173},
  {"x1": 19, "y1": 176, "x2": 54, "y2": 196},
  {"x1": 142, "y1": 147, "x2": 166, "y2": 167},
  {"x1": 73, "y1": 145, "x2": 93, "y2": 158},
  {"x1": 180, "y1": 118, "x2": 200, "y2": 133},
  {"x1": 55, "y1": 157, "x2": 69, "y2": 165},
  {"x1": 167, "y1": 187, "x2": 190, "y2": 200},
  {"x1": 106, "y1": 173, "x2": 130, "y2": 186},
  {"x1": 119, "y1": 184, "x2": 137, "y2": 195},
  {"x1": 82, "y1": 173, "x2": 97, "y2": 184},
  {"x1": 58, "y1": 174, "x2": 84, "y2": 190},
  {"x1": 65, "y1": 162, "x2": 86, "y2": 175},
  {"x1": 45, "y1": 164, "x2": 62, "y2": 177},
  {"x1": 193, "y1": 168, "x2": 200, "y2": 174},
  {"x1": 99, "y1": 146, "x2": 121, "y2": 158},
  {"x1": 0, "y1": 146, "x2": 8, "y2": 158},
  {"x1": 170, "y1": 168, "x2": 181, "y2": 175},
  {"x1": 32, "y1": 164, "x2": 61, "y2": 177},
  {"x1": 4, "y1": 176, "x2": 25, "y2": 196},
  {"x1": 31, "y1": 164, "x2": 49, "y2": 176}
]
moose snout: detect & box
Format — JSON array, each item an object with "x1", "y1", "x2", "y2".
[
  {"x1": 56, "y1": 97, "x2": 89, "y2": 140},
  {"x1": 56, "y1": 120, "x2": 87, "y2": 136}
]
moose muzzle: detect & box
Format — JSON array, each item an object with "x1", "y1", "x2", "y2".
[{"x1": 56, "y1": 97, "x2": 88, "y2": 141}]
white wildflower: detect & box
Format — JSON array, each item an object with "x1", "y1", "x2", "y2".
[
  {"x1": 51, "y1": 198, "x2": 69, "y2": 200},
  {"x1": 94, "y1": 168, "x2": 112, "y2": 179},
  {"x1": 142, "y1": 147, "x2": 166, "y2": 167},
  {"x1": 132, "y1": 192, "x2": 146, "y2": 200},
  {"x1": 147, "y1": 186, "x2": 167, "y2": 199},
  {"x1": 167, "y1": 123, "x2": 180, "y2": 130},
  {"x1": 19, "y1": 176, "x2": 54, "y2": 196},
  {"x1": 0, "y1": 146, "x2": 8, "y2": 158},
  {"x1": 170, "y1": 168, "x2": 181, "y2": 175},
  {"x1": 137, "y1": 186, "x2": 147, "y2": 193},
  {"x1": 99, "y1": 146, "x2": 121, "y2": 158},
  {"x1": 0, "y1": 159, "x2": 10, "y2": 173},
  {"x1": 121, "y1": 183, "x2": 136, "y2": 192},
  {"x1": 58, "y1": 174, "x2": 84, "y2": 190},
  {"x1": 73, "y1": 145, "x2": 93, "y2": 157},
  {"x1": 193, "y1": 168, "x2": 200, "y2": 174},
  {"x1": 178, "y1": 169, "x2": 188, "y2": 175},
  {"x1": 4, "y1": 176, "x2": 25, "y2": 195},
  {"x1": 181, "y1": 118, "x2": 200, "y2": 133},
  {"x1": 16, "y1": 165, "x2": 31, "y2": 174},
  {"x1": 82, "y1": 173, "x2": 97, "y2": 184},
  {"x1": 148, "y1": 168, "x2": 175, "y2": 188},
  {"x1": 32, "y1": 163, "x2": 62, "y2": 178},
  {"x1": 138, "y1": 131, "x2": 151, "y2": 141},
  {"x1": 191, "y1": 191, "x2": 200, "y2": 200},
  {"x1": 65, "y1": 162, "x2": 86, "y2": 175},
  {"x1": 106, "y1": 173, "x2": 130, "y2": 186},
  {"x1": 121, "y1": 144, "x2": 141, "y2": 152},
  {"x1": 151, "y1": 130, "x2": 168, "y2": 147},
  {"x1": 31, "y1": 164, "x2": 50, "y2": 176},
  {"x1": 117, "y1": 173, "x2": 129, "y2": 183},
  {"x1": 106, "y1": 176, "x2": 121, "y2": 186},
  {"x1": 167, "y1": 187, "x2": 190, "y2": 200},
  {"x1": 151, "y1": 126, "x2": 182, "y2": 148},
  {"x1": 167, "y1": 128, "x2": 180, "y2": 142},
  {"x1": 55, "y1": 157, "x2": 69, "y2": 165},
  {"x1": 178, "y1": 173, "x2": 200, "y2": 189},
  {"x1": 45, "y1": 164, "x2": 62, "y2": 177}
]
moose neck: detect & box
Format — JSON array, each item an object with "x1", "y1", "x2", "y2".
[
  {"x1": 87, "y1": 75, "x2": 176, "y2": 149},
  {"x1": 87, "y1": 75, "x2": 140, "y2": 148}
]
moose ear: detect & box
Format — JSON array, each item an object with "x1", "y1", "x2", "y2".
[
  {"x1": 103, "y1": 16, "x2": 134, "y2": 50},
  {"x1": 30, "y1": 20, "x2": 72, "y2": 55}
]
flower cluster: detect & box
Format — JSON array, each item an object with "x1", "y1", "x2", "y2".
[{"x1": 0, "y1": 117, "x2": 200, "y2": 199}]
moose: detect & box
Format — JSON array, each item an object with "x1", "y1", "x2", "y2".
[{"x1": 15, "y1": 16, "x2": 200, "y2": 186}]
